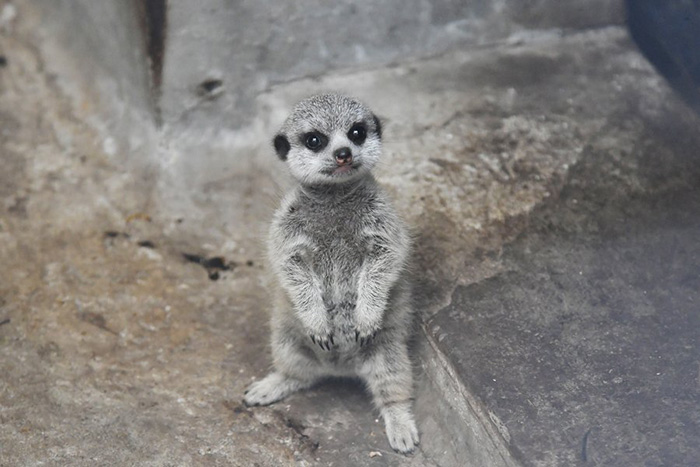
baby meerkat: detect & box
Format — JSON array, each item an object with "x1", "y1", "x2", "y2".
[{"x1": 244, "y1": 93, "x2": 418, "y2": 453}]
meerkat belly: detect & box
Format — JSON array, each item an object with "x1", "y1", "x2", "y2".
[{"x1": 310, "y1": 231, "x2": 364, "y2": 327}]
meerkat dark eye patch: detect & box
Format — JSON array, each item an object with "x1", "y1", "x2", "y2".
[
  {"x1": 273, "y1": 134, "x2": 290, "y2": 160},
  {"x1": 301, "y1": 131, "x2": 328, "y2": 152},
  {"x1": 347, "y1": 123, "x2": 367, "y2": 145}
]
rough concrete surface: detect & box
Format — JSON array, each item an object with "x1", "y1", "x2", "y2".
[
  {"x1": 0, "y1": 5, "x2": 437, "y2": 466},
  {"x1": 1, "y1": 0, "x2": 697, "y2": 466},
  {"x1": 22, "y1": 0, "x2": 157, "y2": 171}
]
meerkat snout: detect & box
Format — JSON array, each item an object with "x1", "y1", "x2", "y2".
[{"x1": 334, "y1": 147, "x2": 352, "y2": 165}]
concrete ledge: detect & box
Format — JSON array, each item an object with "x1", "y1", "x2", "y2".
[{"x1": 427, "y1": 67, "x2": 700, "y2": 466}]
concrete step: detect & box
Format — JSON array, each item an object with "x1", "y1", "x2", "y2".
[{"x1": 427, "y1": 103, "x2": 700, "y2": 465}]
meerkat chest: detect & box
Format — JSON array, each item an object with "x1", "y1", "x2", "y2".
[
  {"x1": 282, "y1": 192, "x2": 386, "y2": 277},
  {"x1": 296, "y1": 200, "x2": 370, "y2": 258}
]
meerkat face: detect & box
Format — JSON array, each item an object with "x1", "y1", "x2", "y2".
[{"x1": 273, "y1": 94, "x2": 383, "y2": 186}]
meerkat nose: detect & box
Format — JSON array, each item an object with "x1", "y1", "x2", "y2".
[{"x1": 334, "y1": 147, "x2": 353, "y2": 166}]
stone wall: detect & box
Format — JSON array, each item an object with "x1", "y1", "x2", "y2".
[{"x1": 28, "y1": 0, "x2": 624, "y2": 139}]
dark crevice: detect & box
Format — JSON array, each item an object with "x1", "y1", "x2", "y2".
[
  {"x1": 197, "y1": 78, "x2": 224, "y2": 97},
  {"x1": 135, "y1": 0, "x2": 167, "y2": 125},
  {"x1": 103, "y1": 230, "x2": 130, "y2": 239},
  {"x1": 182, "y1": 253, "x2": 236, "y2": 281}
]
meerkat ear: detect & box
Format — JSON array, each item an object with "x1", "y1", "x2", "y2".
[
  {"x1": 273, "y1": 134, "x2": 290, "y2": 160},
  {"x1": 372, "y1": 114, "x2": 382, "y2": 139}
]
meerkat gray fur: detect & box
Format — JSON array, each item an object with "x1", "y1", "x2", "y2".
[{"x1": 243, "y1": 93, "x2": 419, "y2": 453}]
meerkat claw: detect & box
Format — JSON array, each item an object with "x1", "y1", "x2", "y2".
[
  {"x1": 310, "y1": 334, "x2": 335, "y2": 351},
  {"x1": 354, "y1": 328, "x2": 379, "y2": 347}
]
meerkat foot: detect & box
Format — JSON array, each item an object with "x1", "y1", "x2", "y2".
[
  {"x1": 243, "y1": 372, "x2": 312, "y2": 406},
  {"x1": 382, "y1": 402, "x2": 420, "y2": 454}
]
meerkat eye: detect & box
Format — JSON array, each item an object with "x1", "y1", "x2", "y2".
[
  {"x1": 303, "y1": 132, "x2": 326, "y2": 152},
  {"x1": 306, "y1": 134, "x2": 320, "y2": 149},
  {"x1": 347, "y1": 124, "x2": 367, "y2": 145}
]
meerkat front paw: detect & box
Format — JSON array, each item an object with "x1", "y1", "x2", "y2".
[
  {"x1": 352, "y1": 319, "x2": 382, "y2": 347},
  {"x1": 354, "y1": 328, "x2": 378, "y2": 347},
  {"x1": 309, "y1": 332, "x2": 336, "y2": 351},
  {"x1": 383, "y1": 403, "x2": 420, "y2": 454}
]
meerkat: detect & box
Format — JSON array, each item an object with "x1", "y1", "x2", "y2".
[{"x1": 243, "y1": 93, "x2": 419, "y2": 453}]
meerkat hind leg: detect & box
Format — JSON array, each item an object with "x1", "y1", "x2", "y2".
[
  {"x1": 243, "y1": 371, "x2": 314, "y2": 406},
  {"x1": 359, "y1": 345, "x2": 419, "y2": 453},
  {"x1": 244, "y1": 332, "x2": 323, "y2": 406}
]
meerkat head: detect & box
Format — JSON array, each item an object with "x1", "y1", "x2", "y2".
[{"x1": 272, "y1": 93, "x2": 383, "y2": 186}]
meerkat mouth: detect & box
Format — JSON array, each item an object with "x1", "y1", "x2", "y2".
[
  {"x1": 334, "y1": 166, "x2": 353, "y2": 174},
  {"x1": 327, "y1": 163, "x2": 361, "y2": 176}
]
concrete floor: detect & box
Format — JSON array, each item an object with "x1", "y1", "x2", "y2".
[{"x1": 1, "y1": 3, "x2": 699, "y2": 467}]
